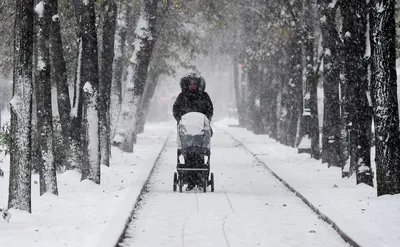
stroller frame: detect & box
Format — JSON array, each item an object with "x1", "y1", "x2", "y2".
[{"x1": 173, "y1": 146, "x2": 214, "y2": 193}]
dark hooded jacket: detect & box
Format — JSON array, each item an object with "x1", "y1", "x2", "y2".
[{"x1": 173, "y1": 74, "x2": 213, "y2": 122}]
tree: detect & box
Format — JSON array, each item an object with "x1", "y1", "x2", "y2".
[
  {"x1": 8, "y1": 0, "x2": 35, "y2": 212},
  {"x1": 113, "y1": 0, "x2": 159, "y2": 152},
  {"x1": 73, "y1": 0, "x2": 101, "y2": 183},
  {"x1": 99, "y1": 0, "x2": 117, "y2": 167},
  {"x1": 370, "y1": 0, "x2": 400, "y2": 195},
  {"x1": 110, "y1": 0, "x2": 140, "y2": 137},
  {"x1": 50, "y1": 0, "x2": 72, "y2": 170},
  {"x1": 341, "y1": 0, "x2": 373, "y2": 186},
  {"x1": 35, "y1": 0, "x2": 58, "y2": 195},
  {"x1": 317, "y1": 0, "x2": 344, "y2": 168},
  {"x1": 303, "y1": 0, "x2": 320, "y2": 160}
]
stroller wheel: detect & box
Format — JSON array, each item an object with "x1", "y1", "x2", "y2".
[
  {"x1": 179, "y1": 179, "x2": 184, "y2": 193},
  {"x1": 173, "y1": 172, "x2": 178, "y2": 192},
  {"x1": 210, "y1": 173, "x2": 214, "y2": 192},
  {"x1": 202, "y1": 178, "x2": 207, "y2": 193}
]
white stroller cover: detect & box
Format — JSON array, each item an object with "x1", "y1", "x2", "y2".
[{"x1": 177, "y1": 112, "x2": 211, "y2": 149}]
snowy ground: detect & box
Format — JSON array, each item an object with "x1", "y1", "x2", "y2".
[
  {"x1": 0, "y1": 122, "x2": 172, "y2": 247},
  {"x1": 1, "y1": 117, "x2": 399, "y2": 247},
  {"x1": 118, "y1": 128, "x2": 349, "y2": 247},
  {"x1": 216, "y1": 118, "x2": 400, "y2": 247}
]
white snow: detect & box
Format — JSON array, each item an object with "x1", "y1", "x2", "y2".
[
  {"x1": 2, "y1": 119, "x2": 400, "y2": 247},
  {"x1": 70, "y1": 39, "x2": 83, "y2": 118},
  {"x1": 52, "y1": 14, "x2": 60, "y2": 22},
  {"x1": 0, "y1": 123, "x2": 172, "y2": 247},
  {"x1": 328, "y1": 0, "x2": 337, "y2": 9},
  {"x1": 217, "y1": 119, "x2": 400, "y2": 247},
  {"x1": 376, "y1": 3, "x2": 385, "y2": 13},
  {"x1": 83, "y1": 81, "x2": 93, "y2": 94},
  {"x1": 128, "y1": 11, "x2": 150, "y2": 66},
  {"x1": 37, "y1": 56, "x2": 46, "y2": 71},
  {"x1": 35, "y1": 1, "x2": 45, "y2": 18},
  {"x1": 179, "y1": 112, "x2": 210, "y2": 136}
]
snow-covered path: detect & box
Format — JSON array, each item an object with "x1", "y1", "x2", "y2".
[{"x1": 118, "y1": 128, "x2": 349, "y2": 247}]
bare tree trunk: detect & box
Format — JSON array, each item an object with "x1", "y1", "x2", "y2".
[
  {"x1": 233, "y1": 55, "x2": 244, "y2": 126},
  {"x1": 288, "y1": 35, "x2": 303, "y2": 147},
  {"x1": 49, "y1": 0, "x2": 72, "y2": 170},
  {"x1": 110, "y1": 1, "x2": 131, "y2": 137},
  {"x1": 113, "y1": 0, "x2": 158, "y2": 152},
  {"x1": 8, "y1": 0, "x2": 35, "y2": 213},
  {"x1": 342, "y1": 0, "x2": 373, "y2": 186},
  {"x1": 302, "y1": 0, "x2": 320, "y2": 159},
  {"x1": 318, "y1": 0, "x2": 344, "y2": 167},
  {"x1": 99, "y1": 0, "x2": 117, "y2": 167},
  {"x1": 74, "y1": 0, "x2": 101, "y2": 183},
  {"x1": 70, "y1": 0, "x2": 85, "y2": 170},
  {"x1": 370, "y1": 0, "x2": 400, "y2": 195},
  {"x1": 136, "y1": 70, "x2": 158, "y2": 134},
  {"x1": 35, "y1": 0, "x2": 58, "y2": 195}
]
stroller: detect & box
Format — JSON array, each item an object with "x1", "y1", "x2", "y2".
[{"x1": 173, "y1": 112, "x2": 215, "y2": 193}]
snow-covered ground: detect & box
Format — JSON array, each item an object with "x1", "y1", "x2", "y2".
[
  {"x1": 0, "y1": 122, "x2": 172, "y2": 247},
  {"x1": 217, "y1": 118, "x2": 400, "y2": 247},
  {"x1": 1, "y1": 117, "x2": 400, "y2": 247},
  {"x1": 119, "y1": 128, "x2": 349, "y2": 247}
]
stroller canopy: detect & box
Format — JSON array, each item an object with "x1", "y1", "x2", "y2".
[{"x1": 177, "y1": 112, "x2": 211, "y2": 150}]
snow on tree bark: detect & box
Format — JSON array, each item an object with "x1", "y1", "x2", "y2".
[
  {"x1": 246, "y1": 60, "x2": 263, "y2": 134},
  {"x1": 35, "y1": 0, "x2": 58, "y2": 195},
  {"x1": 303, "y1": 0, "x2": 320, "y2": 160},
  {"x1": 136, "y1": 70, "x2": 158, "y2": 134},
  {"x1": 82, "y1": 82, "x2": 100, "y2": 183},
  {"x1": 8, "y1": 0, "x2": 35, "y2": 212},
  {"x1": 341, "y1": 0, "x2": 373, "y2": 186},
  {"x1": 49, "y1": 0, "x2": 73, "y2": 170},
  {"x1": 113, "y1": 0, "x2": 158, "y2": 152},
  {"x1": 73, "y1": 0, "x2": 101, "y2": 183},
  {"x1": 370, "y1": 0, "x2": 400, "y2": 195},
  {"x1": 99, "y1": 0, "x2": 117, "y2": 167},
  {"x1": 110, "y1": 1, "x2": 131, "y2": 138},
  {"x1": 318, "y1": 0, "x2": 344, "y2": 167}
]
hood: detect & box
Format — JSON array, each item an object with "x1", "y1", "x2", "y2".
[{"x1": 180, "y1": 72, "x2": 206, "y2": 92}]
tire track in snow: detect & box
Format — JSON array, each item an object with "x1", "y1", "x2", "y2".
[
  {"x1": 222, "y1": 214, "x2": 231, "y2": 247},
  {"x1": 219, "y1": 127, "x2": 362, "y2": 247},
  {"x1": 224, "y1": 191, "x2": 235, "y2": 213}
]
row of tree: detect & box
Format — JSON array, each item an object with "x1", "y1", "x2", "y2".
[
  {"x1": 214, "y1": 0, "x2": 400, "y2": 196},
  {"x1": 6, "y1": 0, "x2": 217, "y2": 213}
]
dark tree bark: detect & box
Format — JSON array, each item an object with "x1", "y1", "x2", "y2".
[
  {"x1": 113, "y1": 0, "x2": 159, "y2": 152},
  {"x1": 233, "y1": 55, "x2": 244, "y2": 126},
  {"x1": 35, "y1": 0, "x2": 58, "y2": 195},
  {"x1": 246, "y1": 61, "x2": 263, "y2": 134},
  {"x1": 49, "y1": 0, "x2": 72, "y2": 170},
  {"x1": 342, "y1": 0, "x2": 373, "y2": 186},
  {"x1": 8, "y1": 0, "x2": 35, "y2": 213},
  {"x1": 110, "y1": 1, "x2": 132, "y2": 137},
  {"x1": 318, "y1": 0, "x2": 344, "y2": 167},
  {"x1": 370, "y1": 0, "x2": 400, "y2": 195},
  {"x1": 136, "y1": 69, "x2": 159, "y2": 134},
  {"x1": 99, "y1": 0, "x2": 117, "y2": 167},
  {"x1": 74, "y1": 0, "x2": 101, "y2": 183},
  {"x1": 304, "y1": 0, "x2": 320, "y2": 159},
  {"x1": 70, "y1": 0, "x2": 85, "y2": 170},
  {"x1": 288, "y1": 34, "x2": 303, "y2": 147}
]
